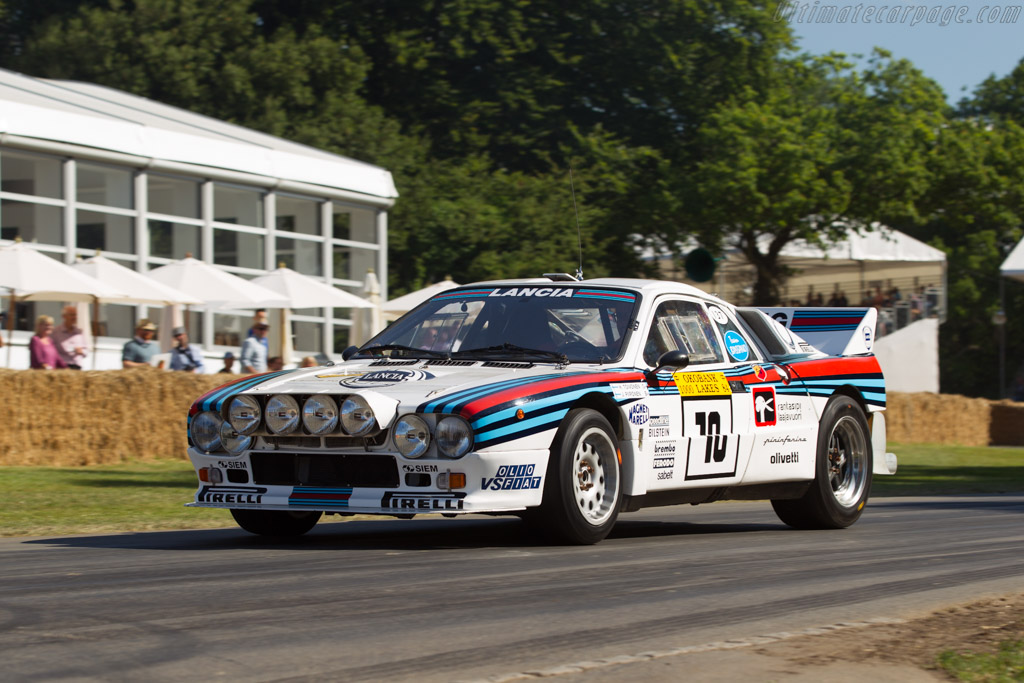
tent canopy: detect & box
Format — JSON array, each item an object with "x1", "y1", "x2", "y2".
[{"x1": 1001, "y1": 237, "x2": 1024, "y2": 282}]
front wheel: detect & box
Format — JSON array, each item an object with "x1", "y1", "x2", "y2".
[
  {"x1": 230, "y1": 509, "x2": 322, "y2": 537},
  {"x1": 772, "y1": 396, "x2": 872, "y2": 529},
  {"x1": 537, "y1": 409, "x2": 622, "y2": 544}
]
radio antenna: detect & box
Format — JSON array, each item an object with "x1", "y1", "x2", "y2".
[{"x1": 570, "y1": 167, "x2": 584, "y2": 281}]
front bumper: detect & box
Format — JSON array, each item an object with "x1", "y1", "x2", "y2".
[{"x1": 186, "y1": 447, "x2": 550, "y2": 515}]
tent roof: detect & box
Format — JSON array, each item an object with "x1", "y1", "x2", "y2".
[
  {"x1": 0, "y1": 68, "x2": 397, "y2": 200},
  {"x1": 1001, "y1": 237, "x2": 1024, "y2": 282},
  {"x1": 638, "y1": 224, "x2": 946, "y2": 266}
]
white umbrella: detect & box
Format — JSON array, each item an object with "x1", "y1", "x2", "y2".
[
  {"x1": 381, "y1": 276, "x2": 459, "y2": 315},
  {"x1": 251, "y1": 265, "x2": 374, "y2": 361},
  {"x1": 72, "y1": 254, "x2": 202, "y2": 306},
  {"x1": 0, "y1": 241, "x2": 126, "y2": 367},
  {"x1": 146, "y1": 256, "x2": 288, "y2": 309}
]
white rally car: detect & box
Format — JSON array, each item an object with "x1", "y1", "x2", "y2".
[{"x1": 186, "y1": 276, "x2": 896, "y2": 544}]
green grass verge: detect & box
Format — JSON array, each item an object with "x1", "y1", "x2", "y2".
[
  {"x1": 875, "y1": 444, "x2": 1024, "y2": 497},
  {"x1": 0, "y1": 443, "x2": 1022, "y2": 538},
  {"x1": 937, "y1": 641, "x2": 1024, "y2": 682},
  {"x1": 0, "y1": 460, "x2": 232, "y2": 537}
]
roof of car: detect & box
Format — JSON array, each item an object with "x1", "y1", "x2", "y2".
[{"x1": 460, "y1": 277, "x2": 725, "y2": 303}]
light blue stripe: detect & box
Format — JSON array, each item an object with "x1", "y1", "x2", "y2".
[
  {"x1": 476, "y1": 408, "x2": 569, "y2": 443},
  {"x1": 471, "y1": 386, "x2": 613, "y2": 430},
  {"x1": 800, "y1": 378, "x2": 885, "y2": 387},
  {"x1": 426, "y1": 373, "x2": 566, "y2": 413}
]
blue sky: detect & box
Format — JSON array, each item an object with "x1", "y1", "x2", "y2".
[{"x1": 779, "y1": 0, "x2": 1023, "y2": 102}]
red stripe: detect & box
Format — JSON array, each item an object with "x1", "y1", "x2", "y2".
[
  {"x1": 460, "y1": 372, "x2": 645, "y2": 417},
  {"x1": 786, "y1": 356, "x2": 881, "y2": 378}
]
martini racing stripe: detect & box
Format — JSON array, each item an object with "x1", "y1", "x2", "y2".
[
  {"x1": 433, "y1": 288, "x2": 494, "y2": 300},
  {"x1": 457, "y1": 371, "x2": 646, "y2": 418},
  {"x1": 192, "y1": 370, "x2": 293, "y2": 415},
  {"x1": 420, "y1": 372, "x2": 567, "y2": 414},
  {"x1": 289, "y1": 487, "x2": 352, "y2": 508}
]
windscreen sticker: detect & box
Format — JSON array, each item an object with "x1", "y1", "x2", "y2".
[
  {"x1": 724, "y1": 330, "x2": 750, "y2": 361},
  {"x1": 673, "y1": 372, "x2": 732, "y2": 397},
  {"x1": 708, "y1": 306, "x2": 729, "y2": 325},
  {"x1": 433, "y1": 287, "x2": 637, "y2": 301}
]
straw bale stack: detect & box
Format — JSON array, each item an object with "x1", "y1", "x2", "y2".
[
  {"x1": 0, "y1": 369, "x2": 228, "y2": 466},
  {"x1": 989, "y1": 400, "x2": 1024, "y2": 446},
  {"x1": 885, "y1": 392, "x2": 991, "y2": 446}
]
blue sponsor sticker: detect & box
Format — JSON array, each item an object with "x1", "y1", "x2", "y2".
[
  {"x1": 724, "y1": 330, "x2": 750, "y2": 361},
  {"x1": 628, "y1": 403, "x2": 650, "y2": 425}
]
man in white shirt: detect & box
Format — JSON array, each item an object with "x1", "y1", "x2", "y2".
[{"x1": 240, "y1": 323, "x2": 269, "y2": 373}]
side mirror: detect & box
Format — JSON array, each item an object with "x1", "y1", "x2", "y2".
[
  {"x1": 341, "y1": 345, "x2": 360, "y2": 361},
  {"x1": 652, "y1": 350, "x2": 689, "y2": 375}
]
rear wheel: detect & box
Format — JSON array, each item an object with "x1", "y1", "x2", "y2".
[
  {"x1": 230, "y1": 509, "x2": 322, "y2": 537},
  {"x1": 536, "y1": 409, "x2": 621, "y2": 544},
  {"x1": 772, "y1": 396, "x2": 872, "y2": 529}
]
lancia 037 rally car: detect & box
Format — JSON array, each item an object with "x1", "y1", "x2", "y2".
[{"x1": 186, "y1": 276, "x2": 897, "y2": 544}]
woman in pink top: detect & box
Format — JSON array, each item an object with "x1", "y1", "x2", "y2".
[{"x1": 29, "y1": 315, "x2": 67, "y2": 370}]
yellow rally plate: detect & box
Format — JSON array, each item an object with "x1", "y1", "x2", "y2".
[{"x1": 672, "y1": 371, "x2": 732, "y2": 397}]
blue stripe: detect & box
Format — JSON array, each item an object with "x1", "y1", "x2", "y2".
[
  {"x1": 476, "y1": 408, "x2": 569, "y2": 444},
  {"x1": 200, "y1": 371, "x2": 291, "y2": 412},
  {"x1": 471, "y1": 386, "x2": 613, "y2": 430}
]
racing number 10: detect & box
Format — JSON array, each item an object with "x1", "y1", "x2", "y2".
[{"x1": 695, "y1": 411, "x2": 728, "y2": 463}]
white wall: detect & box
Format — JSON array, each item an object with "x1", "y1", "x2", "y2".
[{"x1": 874, "y1": 317, "x2": 939, "y2": 393}]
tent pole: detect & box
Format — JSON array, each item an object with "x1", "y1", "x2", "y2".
[
  {"x1": 92, "y1": 297, "x2": 100, "y2": 370},
  {"x1": 5, "y1": 292, "x2": 15, "y2": 368}
]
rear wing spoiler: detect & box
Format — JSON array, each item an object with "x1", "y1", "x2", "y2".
[{"x1": 754, "y1": 307, "x2": 878, "y2": 357}]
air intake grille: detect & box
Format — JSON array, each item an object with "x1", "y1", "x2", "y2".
[
  {"x1": 482, "y1": 361, "x2": 534, "y2": 369},
  {"x1": 369, "y1": 359, "x2": 420, "y2": 366},
  {"x1": 426, "y1": 359, "x2": 476, "y2": 366},
  {"x1": 250, "y1": 453, "x2": 399, "y2": 488}
]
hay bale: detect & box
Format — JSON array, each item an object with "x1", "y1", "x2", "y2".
[
  {"x1": 0, "y1": 368, "x2": 229, "y2": 466},
  {"x1": 989, "y1": 400, "x2": 1024, "y2": 446},
  {"x1": 884, "y1": 392, "x2": 990, "y2": 447}
]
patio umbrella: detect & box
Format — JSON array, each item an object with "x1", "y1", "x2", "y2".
[
  {"x1": 251, "y1": 265, "x2": 374, "y2": 358},
  {"x1": 0, "y1": 241, "x2": 126, "y2": 367},
  {"x1": 146, "y1": 256, "x2": 289, "y2": 310},
  {"x1": 73, "y1": 254, "x2": 205, "y2": 364},
  {"x1": 381, "y1": 276, "x2": 459, "y2": 316}
]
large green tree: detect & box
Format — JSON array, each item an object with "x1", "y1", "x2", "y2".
[{"x1": 690, "y1": 51, "x2": 948, "y2": 305}]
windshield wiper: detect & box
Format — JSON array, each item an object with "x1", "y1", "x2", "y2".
[
  {"x1": 453, "y1": 343, "x2": 568, "y2": 363},
  {"x1": 358, "y1": 344, "x2": 450, "y2": 359}
]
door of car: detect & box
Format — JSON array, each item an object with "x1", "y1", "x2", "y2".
[{"x1": 637, "y1": 297, "x2": 748, "y2": 490}]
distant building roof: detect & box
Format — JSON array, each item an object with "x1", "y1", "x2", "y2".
[{"x1": 0, "y1": 67, "x2": 397, "y2": 203}]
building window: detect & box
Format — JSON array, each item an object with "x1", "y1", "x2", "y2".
[
  {"x1": 78, "y1": 210, "x2": 134, "y2": 254},
  {"x1": 277, "y1": 195, "x2": 320, "y2": 235},
  {"x1": 148, "y1": 174, "x2": 199, "y2": 218},
  {"x1": 213, "y1": 313, "x2": 245, "y2": 348},
  {"x1": 293, "y1": 320, "x2": 323, "y2": 353},
  {"x1": 332, "y1": 205, "x2": 351, "y2": 240},
  {"x1": 214, "y1": 183, "x2": 263, "y2": 227},
  {"x1": 149, "y1": 219, "x2": 200, "y2": 259},
  {"x1": 77, "y1": 163, "x2": 133, "y2": 209},
  {"x1": 277, "y1": 236, "x2": 322, "y2": 276},
  {"x1": 214, "y1": 228, "x2": 264, "y2": 269},
  {"x1": 0, "y1": 150, "x2": 62, "y2": 199},
  {"x1": 0, "y1": 201, "x2": 63, "y2": 245}
]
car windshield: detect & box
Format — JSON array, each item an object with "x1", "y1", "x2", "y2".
[{"x1": 357, "y1": 285, "x2": 640, "y2": 363}]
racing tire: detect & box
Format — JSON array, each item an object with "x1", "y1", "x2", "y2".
[
  {"x1": 537, "y1": 409, "x2": 622, "y2": 545},
  {"x1": 771, "y1": 395, "x2": 873, "y2": 529},
  {"x1": 230, "y1": 509, "x2": 322, "y2": 537}
]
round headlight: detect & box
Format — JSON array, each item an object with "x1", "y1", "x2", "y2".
[
  {"x1": 190, "y1": 411, "x2": 224, "y2": 452},
  {"x1": 265, "y1": 394, "x2": 301, "y2": 434},
  {"x1": 228, "y1": 394, "x2": 262, "y2": 435},
  {"x1": 303, "y1": 395, "x2": 339, "y2": 435},
  {"x1": 220, "y1": 421, "x2": 253, "y2": 455},
  {"x1": 394, "y1": 414, "x2": 430, "y2": 458},
  {"x1": 436, "y1": 415, "x2": 473, "y2": 458},
  {"x1": 341, "y1": 395, "x2": 376, "y2": 435}
]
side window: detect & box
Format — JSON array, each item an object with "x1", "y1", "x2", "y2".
[
  {"x1": 705, "y1": 303, "x2": 761, "y2": 364},
  {"x1": 642, "y1": 300, "x2": 724, "y2": 366}
]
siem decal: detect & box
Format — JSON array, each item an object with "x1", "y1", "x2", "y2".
[
  {"x1": 724, "y1": 330, "x2": 750, "y2": 361},
  {"x1": 628, "y1": 403, "x2": 650, "y2": 425},
  {"x1": 402, "y1": 464, "x2": 439, "y2": 473},
  {"x1": 753, "y1": 386, "x2": 777, "y2": 427},
  {"x1": 673, "y1": 372, "x2": 732, "y2": 397}
]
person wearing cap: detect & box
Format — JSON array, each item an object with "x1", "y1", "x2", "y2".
[
  {"x1": 218, "y1": 351, "x2": 236, "y2": 374},
  {"x1": 169, "y1": 326, "x2": 206, "y2": 373},
  {"x1": 246, "y1": 309, "x2": 270, "y2": 352},
  {"x1": 240, "y1": 322, "x2": 269, "y2": 374},
  {"x1": 122, "y1": 319, "x2": 159, "y2": 368}
]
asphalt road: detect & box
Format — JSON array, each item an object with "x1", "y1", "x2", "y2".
[{"x1": 1, "y1": 495, "x2": 1022, "y2": 682}]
